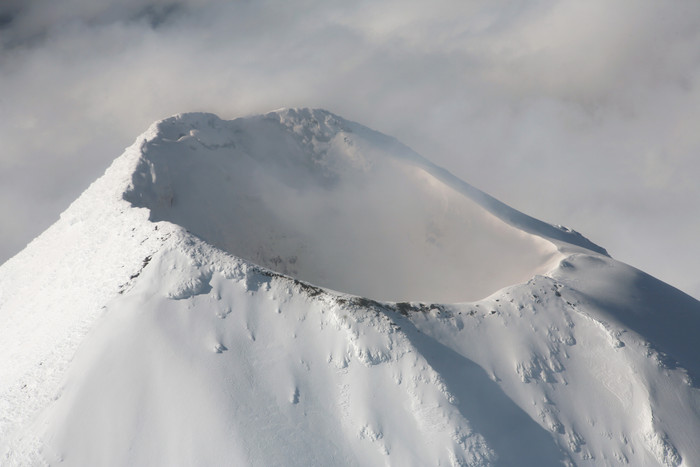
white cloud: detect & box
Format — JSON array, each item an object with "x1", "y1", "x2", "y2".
[{"x1": 1, "y1": 0, "x2": 699, "y2": 298}]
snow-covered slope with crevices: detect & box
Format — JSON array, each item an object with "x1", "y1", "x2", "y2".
[
  {"x1": 20, "y1": 234, "x2": 502, "y2": 466},
  {"x1": 9, "y1": 229, "x2": 698, "y2": 466}
]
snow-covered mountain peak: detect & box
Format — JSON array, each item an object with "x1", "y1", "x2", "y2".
[{"x1": 2, "y1": 109, "x2": 698, "y2": 467}]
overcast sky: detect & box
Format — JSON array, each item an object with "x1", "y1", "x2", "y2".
[{"x1": 1, "y1": 0, "x2": 699, "y2": 299}]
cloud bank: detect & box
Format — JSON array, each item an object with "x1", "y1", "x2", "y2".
[{"x1": 1, "y1": 0, "x2": 699, "y2": 298}]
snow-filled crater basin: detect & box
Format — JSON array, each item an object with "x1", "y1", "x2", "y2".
[{"x1": 125, "y1": 110, "x2": 561, "y2": 303}]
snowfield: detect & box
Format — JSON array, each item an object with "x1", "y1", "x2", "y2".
[{"x1": 1, "y1": 109, "x2": 698, "y2": 466}]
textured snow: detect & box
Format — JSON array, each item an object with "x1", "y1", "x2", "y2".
[{"x1": 1, "y1": 108, "x2": 699, "y2": 466}]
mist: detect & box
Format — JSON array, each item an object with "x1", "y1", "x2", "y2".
[{"x1": 1, "y1": 0, "x2": 699, "y2": 298}]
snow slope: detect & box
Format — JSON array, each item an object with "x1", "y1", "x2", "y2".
[{"x1": 1, "y1": 109, "x2": 698, "y2": 466}]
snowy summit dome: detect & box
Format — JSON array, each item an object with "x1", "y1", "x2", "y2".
[{"x1": 123, "y1": 108, "x2": 570, "y2": 302}]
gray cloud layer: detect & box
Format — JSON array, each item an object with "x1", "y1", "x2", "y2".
[{"x1": 1, "y1": 0, "x2": 699, "y2": 298}]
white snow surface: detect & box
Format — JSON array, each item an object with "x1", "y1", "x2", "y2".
[{"x1": 0, "y1": 108, "x2": 699, "y2": 466}]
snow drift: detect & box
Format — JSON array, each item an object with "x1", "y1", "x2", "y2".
[{"x1": 1, "y1": 108, "x2": 698, "y2": 466}]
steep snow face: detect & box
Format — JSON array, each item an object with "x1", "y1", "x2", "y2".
[
  {"x1": 15, "y1": 238, "x2": 500, "y2": 467},
  {"x1": 124, "y1": 109, "x2": 563, "y2": 303},
  {"x1": 7, "y1": 232, "x2": 699, "y2": 467},
  {"x1": 0, "y1": 126, "x2": 177, "y2": 457}
]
